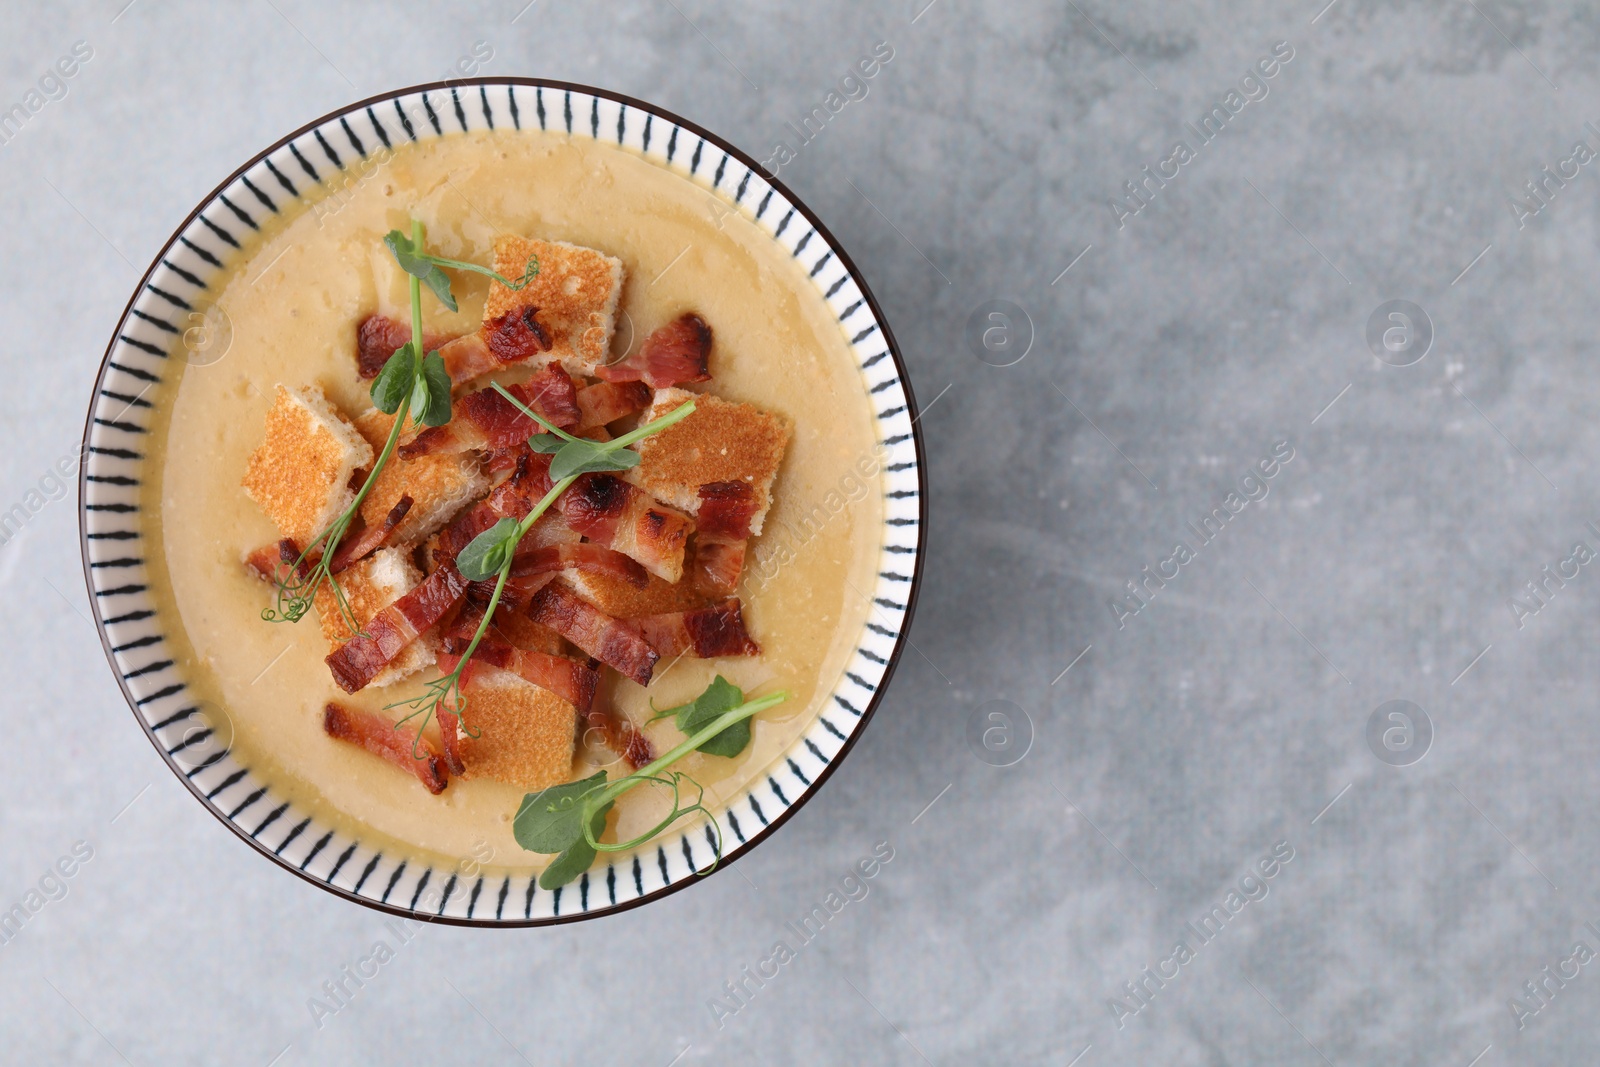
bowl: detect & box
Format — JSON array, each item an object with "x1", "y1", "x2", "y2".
[{"x1": 78, "y1": 79, "x2": 925, "y2": 925}]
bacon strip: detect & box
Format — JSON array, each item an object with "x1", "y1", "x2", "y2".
[
  {"x1": 400, "y1": 366, "x2": 579, "y2": 458},
  {"x1": 696, "y1": 481, "x2": 758, "y2": 540},
  {"x1": 693, "y1": 538, "x2": 747, "y2": 597},
  {"x1": 326, "y1": 563, "x2": 468, "y2": 693},
  {"x1": 633, "y1": 598, "x2": 759, "y2": 659},
  {"x1": 435, "y1": 704, "x2": 467, "y2": 777},
  {"x1": 576, "y1": 380, "x2": 652, "y2": 430},
  {"x1": 245, "y1": 538, "x2": 309, "y2": 584},
  {"x1": 440, "y1": 643, "x2": 598, "y2": 714},
  {"x1": 596, "y1": 313, "x2": 713, "y2": 388},
  {"x1": 560, "y1": 474, "x2": 694, "y2": 583},
  {"x1": 356, "y1": 315, "x2": 457, "y2": 380},
  {"x1": 582, "y1": 702, "x2": 654, "y2": 770},
  {"x1": 323, "y1": 702, "x2": 447, "y2": 794},
  {"x1": 528, "y1": 582, "x2": 659, "y2": 686},
  {"x1": 512, "y1": 542, "x2": 648, "y2": 587},
  {"x1": 328, "y1": 496, "x2": 413, "y2": 573},
  {"x1": 438, "y1": 308, "x2": 552, "y2": 386}
]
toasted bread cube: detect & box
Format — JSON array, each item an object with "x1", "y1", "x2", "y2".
[
  {"x1": 485, "y1": 235, "x2": 623, "y2": 375},
  {"x1": 563, "y1": 563, "x2": 709, "y2": 619},
  {"x1": 314, "y1": 547, "x2": 434, "y2": 687},
  {"x1": 632, "y1": 389, "x2": 790, "y2": 536},
  {"x1": 458, "y1": 671, "x2": 578, "y2": 789},
  {"x1": 242, "y1": 385, "x2": 374, "y2": 545},
  {"x1": 353, "y1": 410, "x2": 489, "y2": 548}
]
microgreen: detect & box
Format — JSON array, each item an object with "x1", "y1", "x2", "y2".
[
  {"x1": 264, "y1": 218, "x2": 454, "y2": 631},
  {"x1": 514, "y1": 677, "x2": 788, "y2": 889},
  {"x1": 385, "y1": 392, "x2": 696, "y2": 751},
  {"x1": 648, "y1": 674, "x2": 752, "y2": 758},
  {"x1": 382, "y1": 229, "x2": 539, "y2": 313}
]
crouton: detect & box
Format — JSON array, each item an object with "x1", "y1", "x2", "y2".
[
  {"x1": 485, "y1": 236, "x2": 623, "y2": 375},
  {"x1": 314, "y1": 547, "x2": 435, "y2": 687},
  {"x1": 457, "y1": 670, "x2": 578, "y2": 789},
  {"x1": 631, "y1": 389, "x2": 790, "y2": 535},
  {"x1": 353, "y1": 410, "x2": 489, "y2": 548},
  {"x1": 563, "y1": 563, "x2": 710, "y2": 619},
  {"x1": 242, "y1": 385, "x2": 374, "y2": 545}
]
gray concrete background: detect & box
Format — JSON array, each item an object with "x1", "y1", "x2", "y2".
[{"x1": 2, "y1": 0, "x2": 1597, "y2": 1063}]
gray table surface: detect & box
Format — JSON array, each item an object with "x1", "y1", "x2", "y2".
[{"x1": 3, "y1": 0, "x2": 1597, "y2": 1063}]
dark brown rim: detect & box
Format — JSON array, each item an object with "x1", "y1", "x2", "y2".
[{"x1": 78, "y1": 78, "x2": 928, "y2": 927}]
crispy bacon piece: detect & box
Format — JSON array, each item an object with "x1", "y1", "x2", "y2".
[
  {"x1": 512, "y1": 542, "x2": 648, "y2": 586},
  {"x1": 560, "y1": 474, "x2": 694, "y2": 583},
  {"x1": 438, "y1": 308, "x2": 552, "y2": 386},
  {"x1": 485, "y1": 306, "x2": 553, "y2": 363},
  {"x1": 693, "y1": 538, "x2": 747, "y2": 597},
  {"x1": 323, "y1": 701, "x2": 447, "y2": 794},
  {"x1": 633, "y1": 598, "x2": 759, "y2": 659},
  {"x1": 356, "y1": 315, "x2": 456, "y2": 380},
  {"x1": 327, "y1": 496, "x2": 413, "y2": 573},
  {"x1": 696, "y1": 481, "x2": 758, "y2": 540},
  {"x1": 435, "y1": 703, "x2": 467, "y2": 777},
  {"x1": 581, "y1": 702, "x2": 654, "y2": 770},
  {"x1": 400, "y1": 366, "x2": 579, "y2": 458},
  {"x1": 430, "y1": 502, "x2": 503, "y2": 567},
  {"x1": 596, "y1": 313, "x2": 713, "y2": 388},
  {"x1": 244, "y1": 538, "x2": 309, "y2": 584},
  {"x1": 440, "y1": 642, "x2": 598, "y2": 714},
  {"x1": 576, "y1": 380, "x2": 652, "y2": 430},
  {"x1": 528, "y1": 582, "x2": 659, "y2": 686},
  {"x1": 326, "y1": 562, "x2": 468, "y2": 693}
]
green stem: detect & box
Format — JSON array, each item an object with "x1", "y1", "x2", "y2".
[
  {"x1": 422, "y1": 253, "x2": 537, "y2": 289},
  {"x1": 490, "y1": 381, "x2": 580, "y2": 442},
  {"x1": 589, "y1": 692, "x2": 789, "y2": 812},
  {"x1": 606, "y1": 398, "x2": 695, "y2": 448}
]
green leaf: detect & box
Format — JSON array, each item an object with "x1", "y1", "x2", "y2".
[
  {"x1": 547, "y1": 438, "x2": 642, "y2": 481},
  {"x1": 456, "y1": 517, "x2": 520, "y2": 582},
  {"x1": 676, "y1": 675, "x2": 752, "y2": 758},
  {"x1": 513, "y1": 770, "x2": 607, "y2": 852},
  {"x1": 370, "y1": 343, "x2": 416, "y2": 414},
  {"x1": 526, "y1": 433, "x2": 566, "y2": 454},
  {"x1": 383, "y1": 229, "x2": 458, "y2": 312},
  {"x1": 538, "y1": 804, "x2": 610, "y2": 890},
  {"x1": 417, "y1": 351, "x2": 453, "y2": 426}
]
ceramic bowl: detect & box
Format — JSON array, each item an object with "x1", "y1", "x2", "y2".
[{"x1": 79, "y1": 79, "x2": 925, "y2": 924}]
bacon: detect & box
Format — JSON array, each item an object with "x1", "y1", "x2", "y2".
[
  {"x1": 596, "y1": 313, "x2": 713, "y2": 388},
  {"x1": 484, "y1": 306, "x2": 552, "y2": 364},
  {"x1": 576, "y1": 380, "x2": 652, "y2": 430},
  {"x1": 438, "y1": 308, "x2": 552, "y2": 386},
  {"x1": 560, "y1": 474, "x2": 693, "y2": 583},
  {"x1": 696, "y1": 481, "x2": 758, "y2": 540},
  {"x1": 328, "y1": 496, "x2": 413, "y2": 573},
  {"x1": 400, "y1": 366, "x2": 579, "y2": 458},
  {"x1": 323, "y1": 701, "x2": 447, "y2": 794},
  {"x1": 245, "y1": 538, "x2": 309, "y2": 584},
  {"x1": 441, "y1": 642, "x2": 598, "y2": 714},
  {"x1": 581, "y1": 702, "x2": 654, "y2": 770},
  {"x1": 356, "y1": 315, "x2": 457, "y2": 380},
  {"x1": 435, "y1": 703, "x2": 467, "y2": 777},
  {"x1": 633, "y1": 598, "x2": 759, "y2": 659},
  {"x1": 512, "y1": 542, "x2": 647, "y2": 587},
  {"x1": 693, "y1": 538, "x2": 747, "y2": 596},
  {"x1": 326, "y1": 562, "x2": 468, "y2": 693},
  {"x1": 528, "y1": 582, "x2": 659, "y2": 685}
]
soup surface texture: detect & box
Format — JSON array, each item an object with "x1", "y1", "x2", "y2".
[{"x1": 144, "y1": 129, "x2": 884, "y2": 872}]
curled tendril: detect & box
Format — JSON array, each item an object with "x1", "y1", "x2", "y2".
[{"x1": 584, "y1": 771, "x2": 723, "y2": 875}]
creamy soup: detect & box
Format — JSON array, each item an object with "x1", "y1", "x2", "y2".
[{"x1": 142, "y1": 129, "x2": 883, "y2": 874}]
